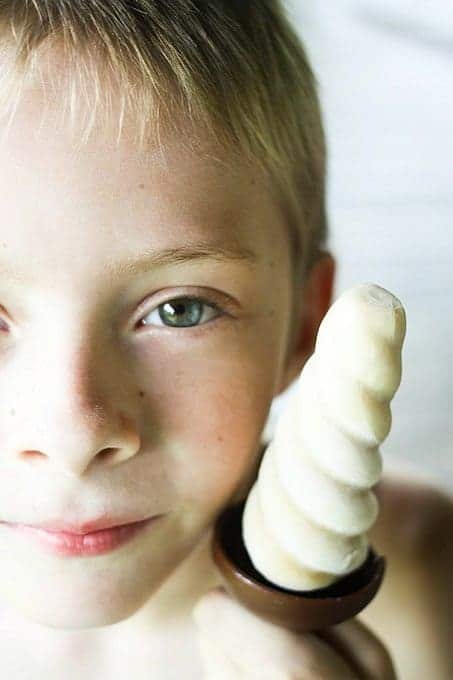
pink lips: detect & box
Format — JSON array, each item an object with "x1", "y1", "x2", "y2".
[
  {"x1": 23, "y1": 516, "x2": 155, "y2": 534},
  {"x1": 4, "y1": 515, "x2": 164, "y2": 557}
]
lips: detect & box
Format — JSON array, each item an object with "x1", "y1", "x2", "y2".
[
  {"x1": 2, "y1": 514, "x2": 166, "y2": 557},
  {"x1": 3, "y1": 514, "x2": 163, "y2": 535}
]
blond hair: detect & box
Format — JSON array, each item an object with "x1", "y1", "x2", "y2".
[{"x1": 0, "y1": 0, "x2": 327, "y2": 278}]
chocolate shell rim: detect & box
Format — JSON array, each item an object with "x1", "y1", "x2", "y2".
[{"x1": 213, "y1": 499, "x2": 385, "y2": 601}]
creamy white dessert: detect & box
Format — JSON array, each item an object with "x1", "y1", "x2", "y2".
[{"x1": 242, "y1": 283, "x2": 406, "y2": 591}]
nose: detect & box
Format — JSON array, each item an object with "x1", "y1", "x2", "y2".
[{"x1": 2, "y1": 325, "x2": 142, "y2": 478}]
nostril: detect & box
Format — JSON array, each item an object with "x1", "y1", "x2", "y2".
[
  {"x1": 97, "y1": 447, "x2": 117, "y2": 461},
  {"x1": 96, "y1": 447, "x2": 134, "y2": 467},
  {"x1": 21, "y1": 450, "x2": 45, "y2": 460}
]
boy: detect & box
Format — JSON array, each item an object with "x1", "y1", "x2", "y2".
[{"x1": 0, "y1": 1, "x2": 447, "y2": 677}]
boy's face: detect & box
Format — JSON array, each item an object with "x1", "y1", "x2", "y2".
[{"x1": 0, "y1": 85, "x2": 298, "y2": 629}]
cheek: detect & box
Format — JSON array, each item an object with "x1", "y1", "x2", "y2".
[
  {"x1": 163, "y1": 380, "x2": 268, "y2": 510},
  {"x1": 134, "y1": 324, "x2": 284, "y2": 505}
]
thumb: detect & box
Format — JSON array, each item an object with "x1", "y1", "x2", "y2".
[
  {"x1": 192, "y1": 585, "x2": 229, "y2": 627},
  {"x1": 191, "y1": 584, "x2": 299, "y2": 661},
  {"x1": 192, "y1": 587, "x2": 244, "y2": 679}
]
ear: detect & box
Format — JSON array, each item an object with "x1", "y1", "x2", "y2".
[{"x1": 276, "y1": 251, "x2": 335, "y2": 396}]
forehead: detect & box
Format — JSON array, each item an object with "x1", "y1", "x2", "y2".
[{"x1": 0, "y1": 85, "x2": 287, "y2": 287}]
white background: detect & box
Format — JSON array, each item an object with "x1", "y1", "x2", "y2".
[{"x1": 264, "y1": 0, "x2": 453, "y2": 491}]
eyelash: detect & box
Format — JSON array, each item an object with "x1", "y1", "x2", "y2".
[
  {"x1": 135, "y1": 295, "x2": 226, "y2": 332},
  {"x1": 0, "y1": 295, "x2": 229, "y2": 337}
]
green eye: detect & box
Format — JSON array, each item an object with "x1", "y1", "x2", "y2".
[{"x1": 139, "y1": 297, "x2": 222, "y2": 329}]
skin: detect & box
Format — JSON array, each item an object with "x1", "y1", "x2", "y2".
[
  {"x1": 0, "y1": 58, "x2": 402, "y2": 679},
  {"x1": 362, "y1": 470, "x2": 453, "y2": 678},
  {"x1": 0, "y1": 71, "x2": 334, "y2": 638}
]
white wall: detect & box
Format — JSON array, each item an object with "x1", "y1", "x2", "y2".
[{"x1": 264, "y1": 0, "x2": 453, "y2": 491}]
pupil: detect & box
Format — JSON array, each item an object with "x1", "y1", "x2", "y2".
[{"x1": 160, "y1": 300, "x2": 202, "y2": 327}]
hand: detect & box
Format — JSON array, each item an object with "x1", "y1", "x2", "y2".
[{"x1": 192, "y1": 587, "x2": 397, "y2": 680}]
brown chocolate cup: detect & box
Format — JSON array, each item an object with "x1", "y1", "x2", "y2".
[{"x1": 212, "y1": 499, "x2": 385, "y2": 633}]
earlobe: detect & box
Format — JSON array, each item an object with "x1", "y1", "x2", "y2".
[{"x1": 276, "y1": 251, "x2": 336, "y2": 396}]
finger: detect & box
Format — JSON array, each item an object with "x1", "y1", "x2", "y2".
[
  {"x1": 192, "y1": 587, "x2": 359, "y2": 679},
  {"x1": 192, "y1": 586, "x2": 297, "y2": 666},
  {"x1": 196, "y1": 629, "x2": 244, "y2": 680},
  {"x1": 315, "y1": 617, "x2": 397, "y2": 680}
]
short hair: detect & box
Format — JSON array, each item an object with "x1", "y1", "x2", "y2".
[{"x1": 0, "y1": 0, "x2": 327, "y2": 279}]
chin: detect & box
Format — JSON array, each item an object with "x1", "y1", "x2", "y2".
[
  {"x1": 0, "y1": 517, "x2": 190, "y2": 631},
  {"x1": 13, "y1": 599, "x2": 145, "y2": 631},
  {"x1": 0, "y1": 559, "x2": 172, "y2": 631}
]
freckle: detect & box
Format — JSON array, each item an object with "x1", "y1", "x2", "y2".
[
  {"x1": 138, "y1": 183, "x2": 145, "y2": 189},
  {"x1": 217, "y1": 434, "x2": 223, "y2": 442}
]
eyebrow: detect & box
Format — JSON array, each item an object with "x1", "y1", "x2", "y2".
[
  {"x1": 108, "y1": 241, "x2": 259, "y2": 277},
  {"x1": 0, "y1": 241, "x2": 258, "y2": 285}
]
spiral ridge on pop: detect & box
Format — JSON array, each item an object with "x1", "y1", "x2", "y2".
[{"x1": 242, "y1": 283, "x2": 406, "y2": 591}]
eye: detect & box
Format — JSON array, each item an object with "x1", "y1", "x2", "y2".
[{"x1": 137, "y1": 296, "x2": 224, "y2": 330}]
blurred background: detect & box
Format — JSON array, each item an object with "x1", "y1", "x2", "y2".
[{"x1": 264, "y1": 0, "x2": 453, "y2": 492}]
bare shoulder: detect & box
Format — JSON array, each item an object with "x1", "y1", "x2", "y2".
[
  {"x1": 362, "y1": 461, "x2": 453, "y2": 678},
  {"x1": 371, "y1": 460, "x2": 453, "y2": 561}
]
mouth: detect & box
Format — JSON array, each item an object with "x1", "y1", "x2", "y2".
[
  {"x1": 1, "y1": 514, "x2": 166, "y2": 557},
  {"x1": 11, "y1": 515, "x2": 161, "y2": 535}
]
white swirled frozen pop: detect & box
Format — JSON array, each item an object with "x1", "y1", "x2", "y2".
[{"x1": 242, "y1": 283, "x2": 406, "y2": 591}]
